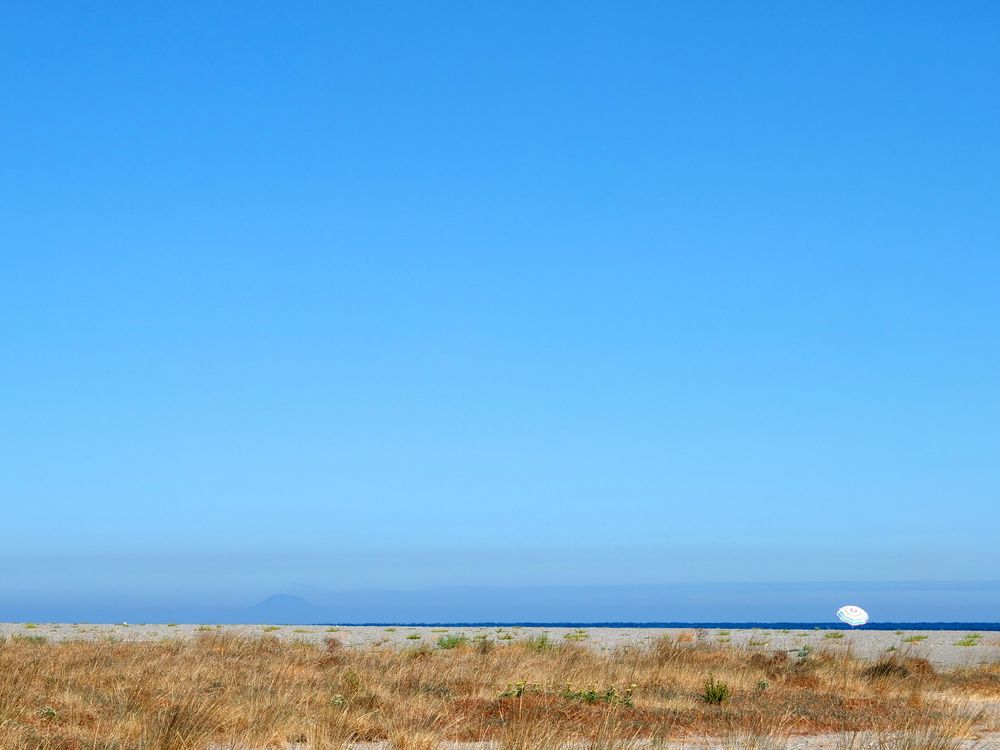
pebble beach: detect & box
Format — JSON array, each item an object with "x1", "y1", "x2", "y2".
[{"x1": 4, "y1": 622, "x2": 997, "y2": 669}]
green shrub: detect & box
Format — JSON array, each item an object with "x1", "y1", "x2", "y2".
[
  {"x1": 500, "y1": 681, "x2": 532, "y2": 698},
  {"x1": 702, "y1": 676, "x2": 731, "y2": 705},
  {"x1": 524, "y1": 634, "x2": 554, "y2": 651},
  {"x1": 38, "y1": 706, "x2": 58, "y2": 720},
  {"x1": 562, "y1": 683, "x2": 635, "y2": 707},
  {"x1": 436, "y1": 634, "x2": 468, "y2": 649}
]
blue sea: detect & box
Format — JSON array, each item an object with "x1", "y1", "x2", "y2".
[{"x1": 327, "y1": 622, "x2": 1000, "y2": 631}]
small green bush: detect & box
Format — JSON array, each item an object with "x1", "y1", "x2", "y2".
[
  {"x1": 702, "y1": 676, "x2": 731, "y2": 705},
  {"x1": 38, "y1": 706, "x2": 58, "y2": 720},
  {"x1": 562, "y1": 683, "x2": 635, "y2": 707},
  {"x1": 524, "y1": 634, "x2": 554, "y2": 651},
  {"x1": 500, "y1": 681, "x2": 532, "y2": 698},
  {"x1": 436, "y1": 634, "x2": 469, "y2": 649}
]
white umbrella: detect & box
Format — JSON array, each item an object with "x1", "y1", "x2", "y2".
[{"x1": 836, "y1": 605, "x2": 869, "y2": 627}]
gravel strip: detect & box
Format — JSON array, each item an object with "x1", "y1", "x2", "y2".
[{"x1": 3, "y1": 622, "x2": 998, "y2": 668}]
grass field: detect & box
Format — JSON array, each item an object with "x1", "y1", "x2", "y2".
[{"x1": 0, "y1": 631, "x2": 997, "y2": 749}]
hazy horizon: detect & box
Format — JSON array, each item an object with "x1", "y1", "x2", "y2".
[{"x1": 4, "y1": 579, "x2": 999, "y2": 625}]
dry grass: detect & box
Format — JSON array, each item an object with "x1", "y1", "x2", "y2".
[{"x1": 0, "y1": 632, "x2": 996, "y2": 749}]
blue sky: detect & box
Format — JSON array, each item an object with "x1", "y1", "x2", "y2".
[{"x1": 2, "y1": 2, "x2": 998, "y2": 618}]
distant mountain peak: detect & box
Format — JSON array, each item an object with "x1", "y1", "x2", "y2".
[{"x1": 248, "y1": 593, "x2": 321, "y2": 624}]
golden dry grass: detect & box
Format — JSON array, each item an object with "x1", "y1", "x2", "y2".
[{"x1": 0, "y1": 631, "x2": 996, "y2": 749}]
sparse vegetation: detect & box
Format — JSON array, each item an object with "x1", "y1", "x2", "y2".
[
  {"x1": 824, "y1": 631, "x2": 846, "y2": 639},
  {"x1": 903, "y1": 634, "x2": 929, "y2": 643},
  {"x1": 11, "y1": 634, "x2": 47, "y2": 645},
  {"x1": 474, "y1": 639, "x2": 495, "y2": 656},
  {"x1": 0, "y1": 631, "x2": 992, "y2": 748}
]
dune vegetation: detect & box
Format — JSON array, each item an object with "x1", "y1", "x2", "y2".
[{"x1": 0, "y1": 631, "x2": 996, "y2": 749}]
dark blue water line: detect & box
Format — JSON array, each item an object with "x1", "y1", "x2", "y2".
[{"x1": 319, "y1": 621, "x2": 1000, "y2": 631}]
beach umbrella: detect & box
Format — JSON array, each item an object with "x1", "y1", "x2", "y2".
[{"x1": 836, "y1": 605, "x2": 869, "y2": 627}]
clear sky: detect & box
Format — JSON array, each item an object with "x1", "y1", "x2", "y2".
[{"x1": 2, "y1": 2, "x2": 998, "y2": 617}]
